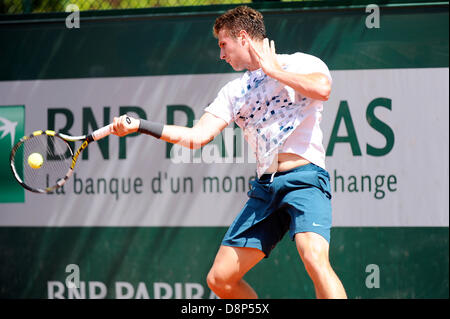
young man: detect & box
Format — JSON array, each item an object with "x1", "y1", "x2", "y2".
[{"x1": 112, "y1": 6, "x2": 347, "y2": 299}]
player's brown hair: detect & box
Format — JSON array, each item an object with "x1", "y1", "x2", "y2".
[{"x1": 213, "y1": 6, "x2": 266, "y2": 40}]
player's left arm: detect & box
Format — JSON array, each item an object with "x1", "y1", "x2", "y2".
[
  {"x1": 268, "y1": 70, "x2": 331, "y2": 101},
  {"x1": 248, "y1": 38, "x2": 331, "y2": 101}
]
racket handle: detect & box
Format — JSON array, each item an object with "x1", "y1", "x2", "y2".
[{"x1": 92, "y1": 124, "x2": 114, "y2": 141}]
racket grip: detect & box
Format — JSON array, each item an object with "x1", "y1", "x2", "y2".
[{"x1": 92, "y1": 124, "x2": 114, "y2": 141}]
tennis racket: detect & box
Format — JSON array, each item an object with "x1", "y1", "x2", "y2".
[{"x1": 10, "y1": 123, "x2": 115, "y2": 194}]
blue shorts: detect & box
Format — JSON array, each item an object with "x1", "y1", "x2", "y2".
[{"x1": 222, "y1": 163, "x2": 332, "y2": 257}]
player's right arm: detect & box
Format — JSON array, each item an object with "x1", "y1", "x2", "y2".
[
  {"x1": 112, "y1": 112, "x2": 228, "y2": 149},
  {"x1": 160, "y1": 112, "x2": 228, "y2": 149}
]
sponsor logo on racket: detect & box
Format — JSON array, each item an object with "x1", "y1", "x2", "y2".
[{"x1": 71, "y1": 140, "x2": 89, "y2": 169}]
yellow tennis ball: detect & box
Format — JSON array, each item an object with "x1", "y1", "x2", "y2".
[{"x1": 28, "y1": 152, "x2": 44, "y2": 169}]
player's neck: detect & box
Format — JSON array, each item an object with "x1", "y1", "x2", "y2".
[{"x1": 246, "y1": 41, "x2": 263, "y2": 72}]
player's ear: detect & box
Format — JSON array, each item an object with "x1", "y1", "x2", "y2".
[{"x1": 238, "y1": 30, "x2": 249, "y2": 46}]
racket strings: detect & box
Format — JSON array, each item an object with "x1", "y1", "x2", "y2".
[{"x1": 14, "y1": 134, "x2": 73, "y2": 191}]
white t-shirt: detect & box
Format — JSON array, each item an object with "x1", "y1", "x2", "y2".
[{"x1": 204, "y1": 52, "x2": 332, "y2": 177}]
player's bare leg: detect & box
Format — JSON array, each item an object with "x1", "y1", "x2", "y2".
[
  {"x1": 207, "y1": 245, "x2": 265, "y2": 299},
  {"x1": 295, "y1": 232, "x2": 347, "y2": 299}
]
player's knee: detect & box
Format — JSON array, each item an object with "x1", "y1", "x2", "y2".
[
  {"x1": 302, "y1": 249, "x2": 328, "y2": 272},
  {"x1": 206, "y1": 266, "x2": 237, "y2": 293},
  {"x1": 299, "y1": 242, "x2": 330, "y2": 275}
]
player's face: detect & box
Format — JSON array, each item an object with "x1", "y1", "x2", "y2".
[{"x1": 217, "y1": 29, "x2": 250, "y2": 71}]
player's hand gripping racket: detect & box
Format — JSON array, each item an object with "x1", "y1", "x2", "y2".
[{"x1": 10, "y1": 122, "x2": 115, "y2": 193}]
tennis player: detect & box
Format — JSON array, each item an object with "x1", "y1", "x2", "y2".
[{"x1": 112, "y1": 6, "x2": 347, "y2": 299}]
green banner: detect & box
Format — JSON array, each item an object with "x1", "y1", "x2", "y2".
[
  {"x1": 0, "y1": 3, "x2": 448, "y2": 80},
  {"x1": 0, "y1": 227, "x2": 448, "y2": 298}
]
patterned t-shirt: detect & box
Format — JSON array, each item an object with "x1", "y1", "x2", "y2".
[{"x1": 205, "y1": 52, "x2": 332, "y2": 177}]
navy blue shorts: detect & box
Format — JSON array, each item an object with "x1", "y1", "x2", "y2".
[{"x1": 222, "y1": 163, "x2": 332, "y2": 257}]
